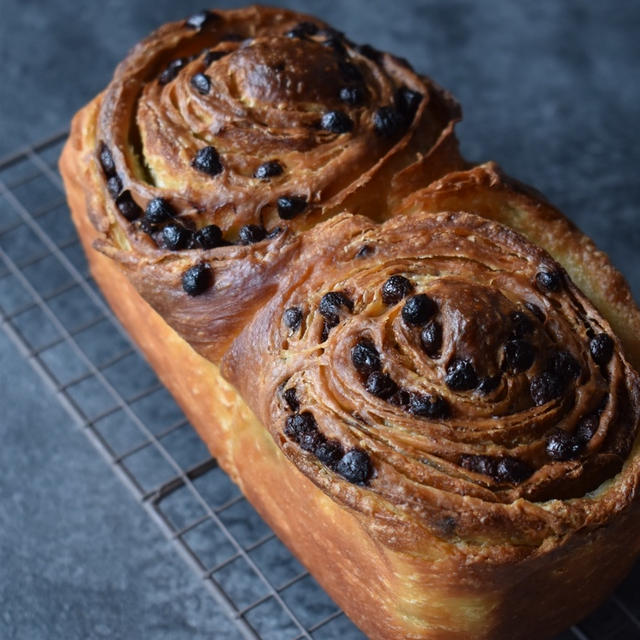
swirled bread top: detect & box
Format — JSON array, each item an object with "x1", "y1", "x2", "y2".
[{"x1": 71, "y1": 6, "x2": 640, "y2": 549}]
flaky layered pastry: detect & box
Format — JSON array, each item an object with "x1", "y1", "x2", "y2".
[{"x1": 60, "y1": 6, "x2": 640, "y2": 639}]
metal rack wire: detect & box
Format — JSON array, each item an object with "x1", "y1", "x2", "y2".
[{"x1": 0, "y1": 132, "x2": 638, "y2": 640}]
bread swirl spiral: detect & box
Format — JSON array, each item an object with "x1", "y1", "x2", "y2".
[
  {"x1": 222, "y1": 208, "x2": 640, "y2": 547},
  {"x1": 85, "y1": 5, "x2": 462, "y2": 360},
  {"x1": 96, "y1": 5, "x2": 461, "y2": 231}
]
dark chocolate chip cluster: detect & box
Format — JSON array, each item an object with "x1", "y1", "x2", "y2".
[
  {"x1": 345, "y1": 275, "x2": 453, "y2": 420},
  {"x1": 99, "y1": 142, "x2": 142, "y2": 221},
  {"x1": 275, "y1": 241, "x2": 623, "y2": 497},
  {"x1": 357, "y1": 270, "x2": 616, "y2": 485},
  {"x1": 352, "y1": 336, "x2": 449, "y2": 418},
  {"x1": 281, "y1": 387, "x2": 373, "y2": 485},
  {"x1": 98, "y1": 143, "x2": 301, "y2": 296},
  {"x1": 460, "y1": 454, "x2": 533, "y2": 484}
]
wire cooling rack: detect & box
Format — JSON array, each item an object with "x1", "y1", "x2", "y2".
[{"x1": 1, "y1": 132, "x2": 639, "y2": 640}]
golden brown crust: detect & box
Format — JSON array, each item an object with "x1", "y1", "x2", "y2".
[{"x1": 60, "y1": 6, "x2": 640, "y2": 639}]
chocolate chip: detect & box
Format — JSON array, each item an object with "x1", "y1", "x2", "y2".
[
  {"x1": 436, "y1": 516, "x2": 457, "y2": 536},
  {"x1": 106, "y1": 175, "x2": 122, "y2": 198},
  {"x1": 162, "y1": 224, "x2": 191, "y2": 250},
  {"x1": 503, "y1": 339, "x2": 535, "y2": 373},
  {"x1": 420, "y1": 321, "x2": 442, "y2": 358},
  {"x1": 238, "y1": 224, "x2": 267, "y2": 245},
  {"x1": 354, "y1": 43, "x2": 382, "y2": 62},
  {"x1": 192, "y1": 146, "x2": 222, "y2": 176},
  {"x1": 194, "y1": 224, "x2": 223, "y2": 249},
  {"x1": 190, "y1": 72, "x2": 211, "y2": 95},
  {"x1": 460, "y1": 454, "x2": 497, "y2": 477},
  {"x1": 254, "y1": 161, "x2": 284, "y2": 180},
  {"x1": 445, "y1": 358, "x2": 478, "y2": 391},
  {"x1": 185, "y1": 10, "x2": 218, "y2": 30},
  {"x1": 320, "y1": 110, "x2": 354, "y2": 134},
  {"x1": 319, "y1": 291, "x2": 353, "y2": 327},
  {"x1": 365, "y1": 371, "x2": 397, "y2": 399},
  {"x1": 339, "y1": 86, "x2": 364, "y2": 105},
  {"x1": 394, "y1": 86, "x2": 423, "y2": 120},
  {"x1": 536, "y1": 270, "x2": 562, "y2": 293},
  {"x1": 98, "y1": 142, "x2": 116, "y2": 176},
  {"x1": 548, "y1": 350, "x2": 581, "y2": 384},
  {"x1": 315, "y1": 439, "x2": 344, "y2": 469},
  {"x1": 299, "y1": 429, "x2": 325, "y2": 453},
  {"x1": 277, "y1": 196, "x2": 307, "y2": 219},
  {"x1": 351, "y1": 340, "x2": 381, "y2": 376},
  {"x1": 477, "y1": 374, "x2": 501, "y2": 394},
  {"x1": 494, "y1": 457, "x2": 533, "y2": 483},
  {"x1": 461, "y1": 454, "x2": 532, "y2": 484},
  {"x1": 267, "y1": 226, "x2": 283, "y2": 239},
  {"x1": 158, "y1": 58, "x2": 187, "y2": 84},
  {"x1": 510, "y1": 311, "x2": 534, "y2": 338},
  {"x1": 336, "y1": 448, "x2": 372, "y2": 484},
  {"x1": 546, "y1": 430, "x2": 582, "y2": 461},
  {"x1": 283, "y1": 387, "x2": 299, "y2": 412},
  {"x1": 169, "y1": 57, "x2": 187, "y2": 70},
  {"x1": 115, "y1": 191, "x2": 142, "y2": 221},
  {"x1": 338, "y1": 61, "x2": 362, "y2": 83},
  {"x1": 145, "y1": 197, "x2": 175, "y2": 223},
  {"x1": 381, "y1": 275, "x2": 413, "y2": 306},
  {"x1": 158, "y1": 68, "x2": 176, "y2": 85},
  {"x1": 576, "y1": 413, "x2": 599, "y2": 443},
  {"x1": 373, "y1": 106, "x2": 405, "y2": 136},
  {"x1": 408, "y1": 392, "x2": 449, "y2": 418},
  {"x1": 284, "y1": 307, "x2": 303, "y2": 331},
  {"x1": 525, "y1": 302, "x2": 546, "y2": 322},
  {"x1": 590, "y1": 333, "x2": 614, "y2": 366},
  {"x1": 284, "y1": 411, "x2": 317, "y2": 442},
  {"x1": 294, "y1": 21, "x2": 319, "y2": 35},
  {"x1": 530, "y1": 371, "x2": 564, "y2": 406},
  {"x1": 401, "y1": 294, "x2": 437, "y2": 326},
  {"x1": 387, "y1": 388, "x2": 411, "y2": 407},
  {"x1": 181, "y1": 263, "x2": 212, "y2": 296},
  {"x1": 355, "y1": 245, "x2": 373, "y2": 258},
  {"x1": 285, "y1": 21, "x2": 319, "y2": 38}
]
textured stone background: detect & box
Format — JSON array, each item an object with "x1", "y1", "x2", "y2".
[{"x1": 1, "y1": 1, "x2": 638, "y2": 638}]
